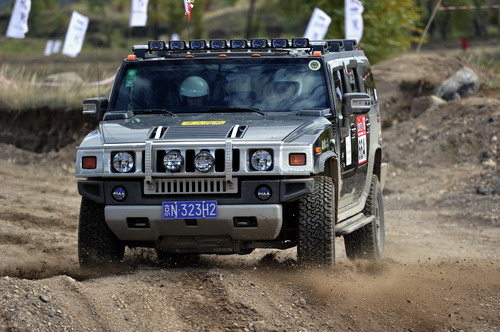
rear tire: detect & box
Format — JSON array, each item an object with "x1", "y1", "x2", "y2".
[
  {"x1": 78, "y1": 198, "x2": 125, "y2": 267},
  {"x1": 344, "y1": 175, "x2": 385, "y2": 260},
  {"x1": 297, "y1": 176, "x2": 335, "y2": 266}
]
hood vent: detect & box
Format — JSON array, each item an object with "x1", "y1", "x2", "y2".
[
  {"x1": 148, "y1": 125, "x2": 248, "y2": 140},
  {"x1": 226, "y1": 125, "x2": 248, "y2": 139},
  {"x1": 148, "y1": 126, "x2": 168, "y2": 139}
]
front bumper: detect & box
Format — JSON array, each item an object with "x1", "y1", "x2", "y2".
[{"x1": 105, "y1": 204, "x2": 282, "y2": 242}]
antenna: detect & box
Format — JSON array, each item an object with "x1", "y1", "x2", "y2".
[{"x1": 95, "y1": 42, "x2": 101, "y2": 98}]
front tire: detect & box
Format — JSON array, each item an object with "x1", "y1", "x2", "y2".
[
  {"x1": 344, "y1": 175, "x2": 385, "y2": 260},
  {"x1": 297, "y1": 176, "x2": 335, "y2": 266},
  {"x1": 78, "y1": 198, "x2": 125, "y2": 267}
]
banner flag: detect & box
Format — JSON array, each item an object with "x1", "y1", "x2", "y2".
[
  {"x1": 6, "y1": 0, "x2": 31, "y2": 39},
  {"x1": 184, "y1": 0, "x2": 194, "y2": 20},
  {"x1": 62, "y1": 11, "x2": 89, "y2": 58},
  {"x1": 44, "y1": 40, "x2": 54, "y2": 56},
  {"x1": 345, "y1": 0, "x2": 364, "y2": 43},
  {"x1": 130, "y1": 0, "x2": 149, "y2": 27},
  {"x1": 52, "y1": 40, "x2": 62, "y2": 54},
  {"x1": 303, "y1": 8, "x2": 332, "y2": 40}
]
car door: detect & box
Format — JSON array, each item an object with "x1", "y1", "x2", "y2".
[{"x1": 330, "y1": 63, "x2": 357, "y2": 207}]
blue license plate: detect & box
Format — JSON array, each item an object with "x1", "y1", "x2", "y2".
[{"x1": 162, "y1": 201, "x2": 218, "y2": 220}]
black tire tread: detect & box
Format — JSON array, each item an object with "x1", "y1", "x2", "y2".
[
  {"x1": 78, "y1": 198, "x2": 125, "y2": 267},
  {"x1": 297, "y1": 176, "x2": 335, "y2": 266}
]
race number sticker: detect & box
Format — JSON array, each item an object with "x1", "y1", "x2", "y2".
[{"x1": 357, "y1": 115, "x2": 367, "y2": 165}]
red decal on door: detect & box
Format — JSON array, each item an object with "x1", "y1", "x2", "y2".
[{"x1": 357, "y1": 115, "x2": 367, "y2": 165}]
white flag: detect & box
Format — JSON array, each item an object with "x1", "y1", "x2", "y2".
[
  {"x1": 345, "y1": 0, "x2": 364, "y2": 43},
  {"x1": 52, "y1": 40, "x2": 62, "y2": 54},
  {"x1": 304, "y1": 8, "x2": 332, "y2": 40},
  {"x1": 44, "y1": 40, "x2": 54, "y2": 56},
  {"x1": 130, "y1": 0, "x2": 149, "y2": 27},
  {"x1": 6, "y1": 0, "x2": 31, "y2": 39},
  {"x1": 62, "y1": 11, "x2": 89, "y2": 58}
]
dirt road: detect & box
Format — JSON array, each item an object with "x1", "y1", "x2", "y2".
[{"x1": 1, "y1": 52, "x2": 499, "y2": 331}]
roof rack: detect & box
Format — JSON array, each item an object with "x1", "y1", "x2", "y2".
[{"x1": 130, "y1": 38, "x2": 360, "y2": 59}]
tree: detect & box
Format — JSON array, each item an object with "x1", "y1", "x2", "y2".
[{"x1": 265, "y1": 0, "x2": 422, "y2": 63}]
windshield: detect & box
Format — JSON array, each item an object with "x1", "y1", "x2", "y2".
[{"x1": 110, "y1": 58, "x2": 329, "y2": 113}]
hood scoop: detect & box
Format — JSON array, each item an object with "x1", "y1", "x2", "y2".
[{"x1": 148, "y1": 125, "x2": 248, "y2": 140}]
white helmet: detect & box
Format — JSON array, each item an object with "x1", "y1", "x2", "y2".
[
  {"x1": 180, "y1": 76, "x2": 209, "y2": 103},
  {"x1": 272, "y1": 69, "x2": 302, "y2": 97}
]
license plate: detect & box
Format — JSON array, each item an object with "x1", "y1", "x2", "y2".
[{"x1": 162, "y1": 201, "x2": 218, "y2": 220}]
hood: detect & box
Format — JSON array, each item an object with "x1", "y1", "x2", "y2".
[{"x1": 98, "y1": 113, "x2": 330, "y2": 144}]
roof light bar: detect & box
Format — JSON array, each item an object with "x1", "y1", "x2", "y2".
[
  {"x1": 169, "y1": 40, "x2": 187, "y2": 50},
  {"x1": 230, "y1": 39, "x2": 247, "y2": 49},
  {"x1": 148, "y1": 40, "x2": 167, "y2": 51},
  {"x1": 189, "y1": 39, "x2": 207, "y2": 50},
  {"x1": 251, "y1": 39, "x2": 269, "y2": 49},
  {"x1": 210, "y1": 39, "x2": 228, "y2": 49},
  {"x1": 271, "y1": 38, "x2": 290, "y2": 48},
  {"x1": 292, "y1": 38, "x2": 309, "y2": 48}
]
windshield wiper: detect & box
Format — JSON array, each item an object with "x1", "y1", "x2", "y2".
[
  {"x1": 134, "y1": 109, "x2": 177, "y2": 117},
  {"x1": 208, "y1": 107, "x2": 267, "y2": 116}
]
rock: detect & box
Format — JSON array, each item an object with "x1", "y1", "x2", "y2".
[
  {"x1": 476, "y1": 188, "x2": 490, "y2": 195},
  {"x1": 251, "y1": 321, "x2": 277, "y2": 332},
  {"x1": 410, "y1": 95, "x2": 446, "y2": 117},
  {"x1": 43, "y1": 72, "x2": 83, "y2": 86},
  {"x1": 481, "y1": 159, "x2": 497, "y2": 168},
  {"x1": 39, "y1": 295, "x2": 51, "y2": 303},
  {"x1": 434, "y1": 67, "x2": 480, "y2": 101}
]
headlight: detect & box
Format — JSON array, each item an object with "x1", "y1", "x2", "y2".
[
  {"x1": 112, "y1": 152, "x2": 134, "y2": 173},
  {"x1": 251, "y1": 150, "x2": 273, "y2": 171},
  {"x1": 194, "y1": 151, "x2": 214, "y2": 172},
  {"x1": 163, "y1": 150, "x2": 183, "y2": 172}
]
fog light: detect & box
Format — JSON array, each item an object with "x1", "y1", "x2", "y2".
[
  {"x1": 112, "y1": 187, "x2": 127, "y2": 202},
  {"x1": 256, "y1": 185, "x2": 272, "y2": 201},
  {"x1": 194, "y1": 151, "x2": 214, "y2": 173}
]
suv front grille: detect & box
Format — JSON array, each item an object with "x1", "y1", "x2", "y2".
[{"x1": 145, "y1": 178, "x2": 238, "y2": 195}]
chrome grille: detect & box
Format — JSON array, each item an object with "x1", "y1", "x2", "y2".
[{"x1": 145, "y1": 178, "x2": 238, "y2": 195}]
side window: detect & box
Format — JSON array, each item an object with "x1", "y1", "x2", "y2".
[
  {"x1": 332, "y1": 69, "x2": 347, "y2": 112},
  {"x1": 346, "y1": 67, "x2": 360, "y2": 92},
  {"x1": 364, "y1": 72, "x2": 378, "y2": 103}
]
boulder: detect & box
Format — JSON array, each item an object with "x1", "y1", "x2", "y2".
[
  {"x1": 434, "y1": 67, "x2": 480, "y2": 101},
  {"x1": 411, "y1": 95, "x2": 447, "y2": 118}
]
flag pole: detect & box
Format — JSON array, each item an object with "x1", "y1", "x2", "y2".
[{"x1": 416, "y1": 0, "x2": 443, "y2": 52}]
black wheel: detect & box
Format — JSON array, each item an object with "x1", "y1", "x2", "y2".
[
  {"x1": 344, "y1": 175, "x2": 385, "y2": 260},
  {"x1": 78, "y1": 197, "x2": 125, "y2": 267},
  {"x1": 297, "y1": 176, "x2": 335, "y2": 266}
]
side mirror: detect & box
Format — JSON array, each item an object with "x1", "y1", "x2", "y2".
[
  {"x1": 342, "y1": 93, "x2": 372, "y2": 117},
  {"x1": 83, "y1": 98, "x2": 109, "y2": 121}
]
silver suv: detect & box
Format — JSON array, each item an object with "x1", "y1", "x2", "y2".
[{"x1": 76, "y1": 38, "x2": 387, "y2": 267}]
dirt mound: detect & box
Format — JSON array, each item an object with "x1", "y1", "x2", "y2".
[
  {"x1": 0, "y1": 108, "x2": 96, "y2": 153},
  {"x1": 373, "y1": 53, "x2": 492, "y2": 127}
]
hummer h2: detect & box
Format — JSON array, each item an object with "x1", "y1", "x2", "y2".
[{"x1": 76, "y1": 38, "x2": 387, "y2": 267}]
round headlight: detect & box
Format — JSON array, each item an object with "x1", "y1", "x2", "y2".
[
  {"x1": 256, "y1": 185, "x2": 272, "y2": 201},
  {"x1": 112, "y1": 186, "x2": 127, "y2": 201},
  {"x1": 194, "y1": 151, "x2": 214, "y2": 173},
  {"x1": 163, "y1": 150, "x2": 183, "y2": 172},
  {"x1": 251, "y1": 150, "x2": 272, "y2": 171},
  {"x1": 113, "y1": 152, "x2": 134, "y2": 173}
]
